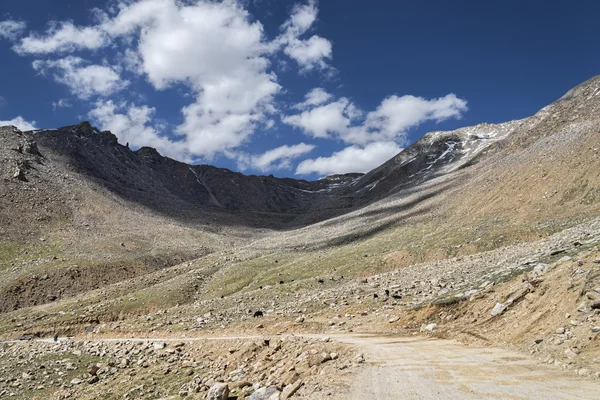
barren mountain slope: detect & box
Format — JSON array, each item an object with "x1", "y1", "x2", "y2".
[{"x1": 0, "y1": 75, "x2": 599, "y2": 342}]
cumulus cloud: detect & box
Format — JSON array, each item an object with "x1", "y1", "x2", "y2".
[
  {"x1": 283, "y1": 35, "x2": 332, "y2": 71},
  {"x1": 88, "y1": 100, "x2": 188, "y2": 161},
  {"x1": 278, "y1": 0, "x2": 333, "y2": 71},
  {"x1": 283, "y1": 97, "x2": 357, "y2": 138},
  {"x1": 33, "y1": 57, "x2": 129, "y2": 99},
  {"x1": 284, "y1": 90, "x2": 467, "y2": 146},
  {"x1": 292, "y1": 87, "x2": 332, "y2": 109},
  {"x1": 342, "y1": 94, "x2": 468, "y2": 145},
  {"x1": 13, "y1": 22, "x2": 106, "y2": 54},
  {"x1": 296, "y1": 141, "x2": 403, "y2": 176},
  {"x1": 0, "y1": 116, "x2": 38, "y2": 131},
  {"x1": 0, "y1": 20, "x2": 27, "y2": 40},
  {"x1": 237, "y1": 143, "x2": 315, "y2": 172}
]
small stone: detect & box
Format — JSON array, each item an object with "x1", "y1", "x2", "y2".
[
  {"x1": 88, "y1": 376, "x2": 99, "y2": 384},
  {"x1": 590, "y1": 300, "x2": 600, "y2": 310},
  {"x1": 591, "y1": 326, "x2": 600, "y2": 333},
  {"x1": 295, "y1": 316, "x2": 305, "y2": 323},
  {"x1": 564, "y1": 348, "x2": 578, "y2": 359},
  {"x1": 87, "y1": 364, "x2": 100, "y2": 376},
  {"x1": 70, "y1": 378, "x2": 83, "y2": 385},
  {"x1": 577, "y1": 301, "x2": 590, "y2": 313},
  {"x1": 586, "y1": 292, "x2": 600, "y2": 301},
  {"x1": 423, "y1": 323, "x2": 437, "y2": 332},
  {"x1": 578, "y1": 369, "x2": 590, "y2": 376},
  {"x1": 282, "y1": 380, "x2": 303, "y2": 399},
  {"x1": 388, "y1": 316, "x2": 400, "y2": 323},
  {"x1": 556, "y1": 327, "x2": 565, "y2": 334},
  {"x1": 153, "y1": 342, "x2": 166, "y2": 350},
  {"x1": 491, "y1": 303, "x2": 506, "y2": 317},
  {"x1": 207, "y1": 383, "x2": 229, "y2": 400}
]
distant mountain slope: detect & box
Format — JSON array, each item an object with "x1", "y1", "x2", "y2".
[{"x1": 1, "y1": 75, "x2": 599, "y2": 313}]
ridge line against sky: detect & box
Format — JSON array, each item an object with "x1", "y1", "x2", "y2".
[{"x1": 0, "y1": 0, "x2": 597, "y2": 178}]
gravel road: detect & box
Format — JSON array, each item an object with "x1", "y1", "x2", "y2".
[{"x1": 328, "y1": 334, "x2": 600, "y2": 400}]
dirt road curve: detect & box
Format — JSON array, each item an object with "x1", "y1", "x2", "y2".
[
  {"x1": 327, "y1": 334, "x2": 600, "y2": 400},
  {"x1": 5, "y1": 333, "x2": 599, "y2": 399}
]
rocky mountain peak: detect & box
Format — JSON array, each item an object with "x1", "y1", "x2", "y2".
[{"x1": 558, "y1": 74, "x2": 600, "y2": 101}]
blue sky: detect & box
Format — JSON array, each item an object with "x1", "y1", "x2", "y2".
[{"x1": 0, "y1": 0, "x2": 598, "y2": 179}]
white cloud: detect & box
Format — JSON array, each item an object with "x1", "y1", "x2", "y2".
[
  {"x1": 88, "y1": 100, "x2": 189, "y2": 161},
  {"x1": 0, "y1": 20, "x2": 27, "y2": 40},
  {"x1": 0, "y1": 116, "x2": 38, "y2": 131},
  {"x1": 33, "y1": 56, "x2": 129, "y2": 99},
  {"x1": 277, "y1": 0, "x2": 333, "y2": 71},
  {"x1": 280, "y1": 0, "x2": 318, "y2": 36},
  {"x1": 342, "y1": 94, "x2": 468, "y2": 145},
  {"x1": 13, "y1": 22, "x2": 106, "y2": 54},
  {"x1": 296, "y1": 141, "x2": 403, "y2": 176},
  {"x1": 237, "y1": 142, "x2": 315, "y2": 172},
  {"x1": 282, "y1": 97, "x2": 357, "y2": 138},
  {"x1": 284, "y1": 90, "x2": 467, "y2": 145},
  {"x1": 104, "y1": 0, "x2": 281, "y2": 159},
  {"x1": 283, "y1": 35, "x2": 332, "y2": 71},
  {"x1": 52, "y1": 98, "x2": 72, "y2": 111},
  {"x1": 292, "y1": 87, "x2": 332, "y2": 109}
]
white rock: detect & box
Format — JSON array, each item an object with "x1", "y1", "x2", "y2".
[
  {"x1": 248, "y1": 386, "x2": 280, "y2": 400},
  {"x1": 207, "y1": 383, "x2": 229, "y2": 400},
  {"x1": 577, "y1": 302, "x2": 590, "y2": 313},
  {"x1": 491, "y1": 303, "x2": 507, "y2": 317}
]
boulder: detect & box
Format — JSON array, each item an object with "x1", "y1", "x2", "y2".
[
  {"x1": 248, "y1": 386, "x2": 281, "y2": 400},
  {"x1": 207, "y1": 383, "x2": 229, "y2": 400}
]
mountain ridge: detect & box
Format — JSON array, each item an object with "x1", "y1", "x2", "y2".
[{"x1": 0, "y1": 74, "x2": 599, "y2": 314}]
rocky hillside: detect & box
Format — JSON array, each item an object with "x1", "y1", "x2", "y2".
[{"x1": 1, "y1": 75, "x2": 600, "y2": 320}]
